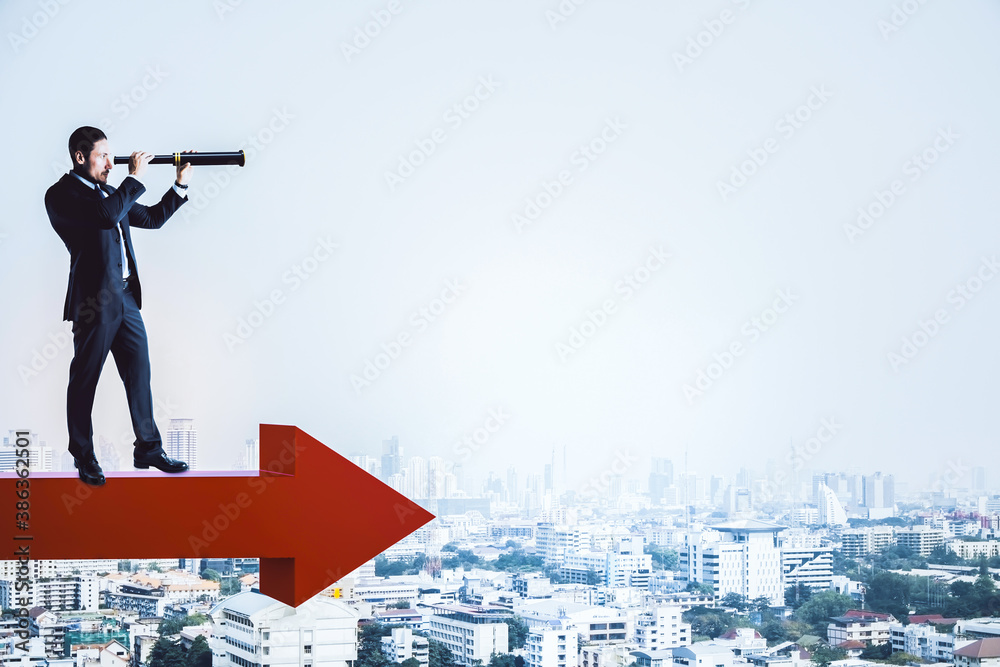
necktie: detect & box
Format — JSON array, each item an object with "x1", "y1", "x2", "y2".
[{"x1": 95, "y1": 183, "x2": 131, "y2": 281}]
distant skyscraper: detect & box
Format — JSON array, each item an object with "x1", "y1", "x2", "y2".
[
  {"x1": 166, "y1": 419, "x2": 198, "y2": 470},
  {"x1": 98, "y1": 436, "x2": 121, "y2": 472},
  {"x1": 862, "y1": 472, "x2": 895, "y2": 514},
  {"x1": 817, "y1": 483, "x2": 848, "y2": 526},
  {"x1": 234, "y1": 438, "x2": 259, "y2": 470},
  {"x1": 381, "y1": 436, "x2": 402, "y2": 481},
  {"x1": 649, "y1": 457, "x2": 674, "y2": 503},
  {"x1": 407, "y1": 455, "x2": 428, "y2": 498},
  {"x1": 974, "y1": 467, "x2": 987, "y2": 492}
]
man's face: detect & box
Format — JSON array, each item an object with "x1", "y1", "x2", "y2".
[{"x1": 75, "y1": 138, "x2": 113, "y2": 184}]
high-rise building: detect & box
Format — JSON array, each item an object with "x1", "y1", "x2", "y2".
[
  {"x1": 166, "y1": 419, "x2": 198, "y2": 470},
  {"x1": 98, "y1": 436, "x2": 121, "y2": 472},
  {"x1": 407, "y1": 456, "x2": 428, "y2": 498},
  {"x1": 862, "y1": 472, "x2": 895, "y2": 518},
  {"x1": 679, "y1": 520, "x2": 786, "y2": 607},
  {"x1": 817, "y1": 483, "x2": 848, "y2": 526},
  {"x1": 235, "y1": 438, "x2": 259, "y2": 470},
  {"x1": 974, "y1": 467, "x2": 988, "y2": 492},
  {"x1": 381, "y1": 436, "x2": 402, "y2": 481}
]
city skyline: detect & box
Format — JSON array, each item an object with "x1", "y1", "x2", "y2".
[{"x1": 3, "y1": 2, "x2": 1000, "y2": 491}]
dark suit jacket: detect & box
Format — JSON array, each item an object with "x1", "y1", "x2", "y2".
[{"x1": 45, "y1": 173, "x2": 187, "y2": 323}]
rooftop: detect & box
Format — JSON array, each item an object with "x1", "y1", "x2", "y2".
[{"x1": 955, "y1": 638, "x2": 1000, "y2": 659}]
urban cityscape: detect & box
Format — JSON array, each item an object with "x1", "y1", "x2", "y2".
[{"x1": 3, "y1": 423, "x2": 1000, "y2": 667}]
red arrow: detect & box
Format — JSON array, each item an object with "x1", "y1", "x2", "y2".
[{"x1": 3, "y1": 424, "x2": 434, "y2": 607}]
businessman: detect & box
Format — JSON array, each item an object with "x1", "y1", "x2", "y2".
[{"x1": 46, "y1": 126, "x2": 192, "y2": 486}]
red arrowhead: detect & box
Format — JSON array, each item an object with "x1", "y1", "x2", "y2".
[{"x1": 3, "y1": 424, "x2": 434, "y2": 607}]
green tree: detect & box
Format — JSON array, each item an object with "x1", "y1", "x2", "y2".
[
  {"x1": 358, "y1": 623, "x2": 391, "y2": 667},
  {"x1": 721, "y1": 592, "x2": 747, "y2": 611},
  {"x1": 810, "y1": 645, "x2": 847, "y2": 667},
  {"x1": 428, "y1": 639, "x2": 457, "y2": 667},
  {"x1": 394, "y1": 599, "x2": 412, "y2": 609},
  {"x1": 149, "y1": 637, "x2": 186, "y2": 667},
  {"x1": 402, "y1": 659, "x2": 422, "y2": 667},
  {"x1": 505, "y1": 616, "x2": 529, "y2": 650},
  {"x1": 220, "y1": 578, "x2": 241, "y2": 596},
  {"x1": 864, "y1": 572, "x2": 912, "y2": 618},
  {"x1": 186, "y1": 636, "x2": 211, "y2": 667},
  {"x1": 585, "y1": 569, "x2": 601, "y2": 586},
  {"x1": 118, "y1": 560, "x2": 132, "y2": 573},
  {"x1": 785, "y1": 583, "x2": 814, "y2": 608},
  {"x1": 792, "y1": 591, "x2": 853, "y2": 636},
  {"x1": 685, "y1": 581, "x2": 715, "y2": 595},
  {"x1": 885, "y1": 652, "x2": 920, "y2": 665},
  {"x1": 201, "y1": 568, "x2": 221, "y2": 582},
  {"x1": 159, "y1": 614, "x2": 209, "y2": 637},
  {"x1": 489, "y1": 654, "x2": 517, "y2": 667},
  {"x1": 683, "y1": 607, "x2": 744, "y2": 639}
]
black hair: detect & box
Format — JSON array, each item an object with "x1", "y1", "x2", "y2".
[{"x1": 68, "y1": 126, "x2": 107, "y2": 165}]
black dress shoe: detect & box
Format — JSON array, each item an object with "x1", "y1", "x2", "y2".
[
  {"x1": 134, "y1": 452, "x2": 189, "y2": 473},
  {"x1": 74, "y1": 456, "x2": 106, "y2": 486}
]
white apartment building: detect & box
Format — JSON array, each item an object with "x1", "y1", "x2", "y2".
[
  {"x1": 949, "y1": 540, "x2": 1000, "y2": 560},
  {"x1": 781, "y1": 547, "x2": 833, "y2": 590},
  {"x1": 839, "y1": 527, "x2": 896, "y2": 558},
  {"x1": 525, "y1": 620, "x2": 578, "y2": 667},
  {"x1": 427, "y1": 604, "x2": 510, "y2": 666},
  {"x1": 381, "y1": 627, "x2": 429, "y2": 667},
  {"x1": 634, "y1": 607, "x2": 690, "y2": 651},
  {"x1": 560, "y1": 552, "x2": 607, "y2": 585},
  {"x1": 889, "y1": 622, "x2": 974, "y2": 662},
  {"x1": 537, "y1": 525, "x2": 589, "y2": 566},
  {"x1": 894, "y1": 526, "x2": 946, "y2": 557},
  {"x1": 827, "y1": 610, "x2": 896, "y2": 646},
  {"x1": 605, "y1": 537, "x2": 652, "y2": 589},
  {"x1": 208, "y1": 591, "x2": 358, "y2": 667},
  {"x1": 680, "y1": 520, "x2": 785, "y2": 607},
  {"x1": 0, "y1": 576, "x2": 98, "y2": 612}
]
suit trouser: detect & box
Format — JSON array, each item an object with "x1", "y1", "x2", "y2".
[{"x1": 67, "y1": 283, "x2": 164, "y2": 461}]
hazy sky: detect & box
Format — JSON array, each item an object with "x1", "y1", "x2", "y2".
[{"x1": 2, "y1": 1, "x2": 999, "y2": 495}]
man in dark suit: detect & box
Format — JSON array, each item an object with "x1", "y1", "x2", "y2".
[{"x1": 46, "y1": 126, "x2": 192, "y2": 485}]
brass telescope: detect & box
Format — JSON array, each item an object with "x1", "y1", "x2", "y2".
[{"x1": 112, "y1": 151, "x2": 246, "y2": 167}]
